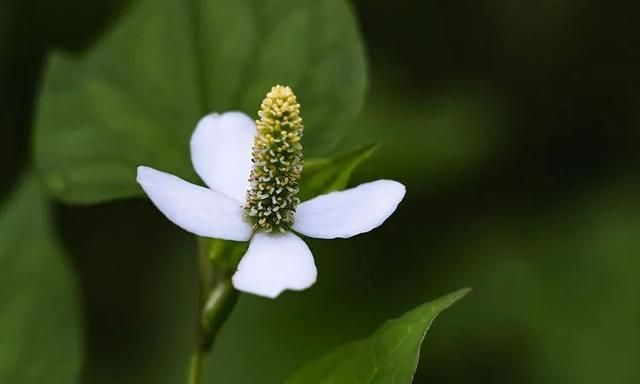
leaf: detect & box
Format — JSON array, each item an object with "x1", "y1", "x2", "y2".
[
  {"x1": 0, "y1": 175, "x2": 83, "y2": 383},
  {"x1": 284, "y1": 288, "x2": 470, "y2": 384},
  {"x1": 299, "y1": 143, "x2": 377, "y2": 201},
  {"x1": 34, "y1": 0, "x2": 132, "y2": 51},
  {"x1": 34, "y1": 0, "x2": 366, "y2": 204}
]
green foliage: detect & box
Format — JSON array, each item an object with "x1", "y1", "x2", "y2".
[
  {"x1": 0, "y1": 175, "x2": 82, "y2": 383},
  {"x1": 428, "y1": 178, "x2": 640, "y2": 384},
  {"x1": 285, "y1": 289, "x2": 470, "y2": 384},
  {"x1": 35, "y1": 0, "x2": 366, "y2": 204},
  {"x1": 1, "y1": 0, "x2": 635, "y2": 382},
  {"x1": 299, "y1": 143, "x2": 377, "y2": 201}
]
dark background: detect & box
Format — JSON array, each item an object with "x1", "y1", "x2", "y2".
[{"x1": 2, "y1": 0, "x2": 639, "y2": 383}]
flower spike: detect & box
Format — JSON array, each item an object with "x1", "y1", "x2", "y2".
[{"x1": 244, "y1": 85, "x2": 304, "y2": 233}]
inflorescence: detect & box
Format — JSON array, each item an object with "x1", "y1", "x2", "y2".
[{"x1": 244, "y1": 85, "x2": 304, "y2": 233}]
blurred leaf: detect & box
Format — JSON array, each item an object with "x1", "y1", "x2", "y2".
[
  {"x1": 33, "y1": 0, "x2": 132, "y2": 51},
  {"x1": 284, "y1": 288, "x2": 470, "y2": 384},
  {"x1": 382, "y1": 176, "x2": 640, "y2": 384},
  {"x1": 35, "y1": 0, "x2": 366, "y2": 204},
  {"x1": 0, "y1": 175, "x2": 82, "y2": 383},
  {"x1": 299, "y1": 143, "x2": 377, "y2": 201}
]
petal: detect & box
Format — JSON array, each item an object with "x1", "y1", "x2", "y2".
[
  {"x1": 190, "y1": 111, "x2": 256, "y2": 202},
  {"x1": 136, "y1": 166, "x2": 252, "y2": 241},
  {"x1": 293, "y1": 180, "x2": 406, "y2": 239},
  {"x1": 232, "y1": 232, "x2": 317, "y2": 299}
]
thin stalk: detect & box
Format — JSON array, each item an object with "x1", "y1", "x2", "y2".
[
  {"x1": 187, "y1": 349, "x2": 204, "y2": 384},
  {"x1": 186, "y1": 238, "x2": 240, "y2": 384}
]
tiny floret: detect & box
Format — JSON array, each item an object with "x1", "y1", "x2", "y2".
[{"x1": 244, "y1": 85, "x2": 304, "y2": 233}]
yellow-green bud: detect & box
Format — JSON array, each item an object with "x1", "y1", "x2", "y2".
[{"x1": 244, "y1": 85, "x2": 304, "y2": 233}]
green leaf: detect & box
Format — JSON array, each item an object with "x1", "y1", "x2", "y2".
[
  {"x1": 0, "y1": 175, "x2": 83, "y2": 383},
  {"x1": 284, "y1": 288, "x2": 470, "y2": 384},
  {"x1": 299, "y1": 143, "x2": 377, "y2": 201},
  {"x1": 34, "y1": 0, "x2": 366, "y2": 204}
]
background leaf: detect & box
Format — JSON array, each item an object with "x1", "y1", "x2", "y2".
[
  {"x1": 0, "y1": 175, "x2": 83, "y2": 383},
  {"x1": 299, "y1": 144, "x2": 377, "y2": 201},
  {"x1": 34, "y1": 0, "x2": 366, "y2": 204},
  {"x1": 284, "y1": 288, "x2": 470, "y2": 384}
]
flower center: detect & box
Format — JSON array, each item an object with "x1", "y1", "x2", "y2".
[{"x1": 244, "y1": 85, "x2": 304, "y2": 233}]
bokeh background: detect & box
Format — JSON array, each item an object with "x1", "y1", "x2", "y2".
[{"x1": 2, "y1": 0, "x2": 640, "y2": 383}]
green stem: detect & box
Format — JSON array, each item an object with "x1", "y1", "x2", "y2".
[
  {"x1": 200, "y1": 278, "x2": 239, "y2": 351},
  {"x1": 186, "y1": 238, "x2": 240, "y2": 384},
  {"x1": 187, "y1": 349, "x2": 204, "y2": 384}
]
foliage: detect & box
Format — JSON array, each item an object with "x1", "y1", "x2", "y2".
[
  {"x1": 0, "y1": 175, "x2": 82, "y2": 383},
  {"x1": 35, "y1": 0, "x2": 366, "y2": 204},
  {"x1": 285, "y1": 289, "x2": 469, "y2": 384}
]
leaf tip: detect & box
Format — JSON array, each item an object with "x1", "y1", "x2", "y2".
[
  {"x1": 427, "y1": 288, "x2": 471, "y2": 317},
  {"x1": 360, "y1": 142, "x2": 380, "y2": 158},
  {"x1": 443, "y1": 287, "x2": 472, "y2": 305}
]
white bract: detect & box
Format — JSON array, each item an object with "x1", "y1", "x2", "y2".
[{"x1": 137, "y1": 111, "x2": 405, "y2": 298}]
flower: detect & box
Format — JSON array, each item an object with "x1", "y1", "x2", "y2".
[{"x1": 137, "y1": 86, "x2": 405, "y2": 298}]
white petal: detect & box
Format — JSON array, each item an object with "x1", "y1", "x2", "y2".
[
  {"x1": 136, "y1": 166, "x2": 252, "y2": 241},
  {"x1": 190, "y1": 111, "x2": 255, "y2": 202},
  {"x1": 232, "y1": 232, "x2": 317, "y2": 299},
  {"x1": 293, "y1": 180, "x2": 406, "y2": 239}
]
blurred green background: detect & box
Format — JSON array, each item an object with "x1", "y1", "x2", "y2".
[{"x1": 2, "y1": 0, "x2": 640, "y2": 383}]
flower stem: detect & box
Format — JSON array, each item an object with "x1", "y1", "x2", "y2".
[
  {"x1": 187, "y1": 349, "x2": 204, "y2": 384},
  {"x1": 186, "y1": 238, "x2": 241, "y2": 384}
]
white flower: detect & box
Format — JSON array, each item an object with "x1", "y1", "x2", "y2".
[{"x1": 137, "y1": 111, "x2": 405, "y2": 298}]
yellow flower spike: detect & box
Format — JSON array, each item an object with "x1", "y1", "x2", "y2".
[{"x1": 244, "y1": 85, "x2": 304, "y2": 232}]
